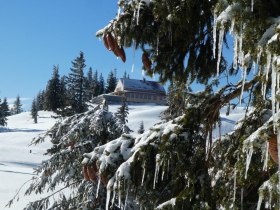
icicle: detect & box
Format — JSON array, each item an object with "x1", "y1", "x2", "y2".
[
  {"x1": 253, "y1": 62, "x2": 256, "y2": 74},
  {"x1": 263, "y1": 51, "x2": 272, "y2": 99},
  {"x1": 136, "y1": 1, "x2": 141, "y2": 25},
  {"x1": 111, "y1": 191, "x2": 116, "y2": 209},
  {"x1": 272, "y1": 58, "x2": 277, "y2": 132},
  {"x1": 233, "y1": 35, "x2": 238, "y2": 70},
  {"x1": 257, "y1": 47, "x2": 263, "y2": 66},
  {"x1": 230, "y1": 18, "x2": 235, "y2": 34},
  {"x1": 123, "y1": 184, "x2": 129, "y2": 210},
  {"x1": 263, "y1": 141, "x2": 269, "y2": 171},
  {"x1": 161, "y1": 162, "x2": 165, "y2": 181},
  {"x1": 256, "y1": 193, "x2": 263, "y2": 210},
  {"x1": 239, "y1": 67, "x2": 247, "y2": 105},
  {"x1": 233, "y1": 165, "x2": 237, "y2": 203},
  {"x1": 251, "y1": 0, "x2": 254, "y2": 12},
  {"x1": 268, "y1": 189, "x2": 272, "y2": 209},
  {"x1": 277, "y1": 127, "x2": 280, "y2": 207},
  {"x1": 118, "y1": 179, "x2": 122, "y2": 208},
  {"x1": 238, "y1": 25, "x2": 244, "y2": 68},
  {"x1": 131, "y1": 41, "x2": 136, "y2": 73},
  {"x1": 153, "y1": 154, "x2": 161, "y2": 189},
  {"x1": 117, "y1": 6, "x2": 121, "y2": 19},
  {"x1": 245, "y1": 146, "x2": 253, "y2": 179},
  {"x1": 216, "y1": 24, "x2": 225, "y2": 77},
  {"x1": 277, "y1": 74, "x2": 280, "y2": 114},
  {"x1": 213, "y1": 13, "x2": 217, "y2": 59},
  {"x1": 106, "y1": 189, "x2": 111, "y2": 210},
  {"x1": 96, "y1": 178, "x2": 101, "y2": 198},
  {"x1": 141, "y1": 165, "x2": 146, "y2": 186}
]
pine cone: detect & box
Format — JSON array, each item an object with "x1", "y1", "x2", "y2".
[
  {"x1": 142, "y1": 52, "x2": 152, "y2": 70},
  {"x1": 87, "y1": 164, "x2": 98, "y2": 182},
  {"x1": 119, "y1": 46, "x2": 126, "y2": 63},
  {"x1": 83, "y1": 165, "x2": 90, "y2": 181},
  {"x1": 268, "y1": 134, "x2": 278, "y2": 164},
  {"x1": 114, "y1": 46, "x2": 126, "y2": 63},
  {"x1": 106, "y1": 33, "x2": 116, "y2": 51},
  {"x1": 103, "y1": 34, "x2": 110, "y2": 50}
]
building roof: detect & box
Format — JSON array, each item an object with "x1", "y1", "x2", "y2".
[{"x1": 119, "y1": 78, "x2": 165, "y2": 93}]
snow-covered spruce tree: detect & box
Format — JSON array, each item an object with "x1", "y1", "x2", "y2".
[
  {"x1": 92, "y1": 0, "x2": 280, "y2": 209},
  {"x1": 105, "y1": 69, "x2": 118, "y2": 94},
  {"x1": 0, "y1": 98, "x2": 7, "y2": 126},
  {"x1": 14, "y1": 0, "x2": 280, "y2": 209},
  {"x1": 44, "y1": 65, "x2": 64, "y2": 112},
  {"x1": 31, "y1": 98, "x2": 38, "y2": 124},
  {"x1": 115, "y1": 97, "x2": 131, "y2": 134},
  {"x1": 10, "y1": 101, "x2": 128, "y2": 209},
  {"x1": 137, "y1": 121, "x2": 144, "y2": 134},
  {"x1": 1, "y1": 97, "x2": 10, "y2": 117},
  {"x1": 13, "y1": 95, "x2": 23, "y2": 115},
  {"x1": 66, "y1": 51, "x2": 87, "y2": 114},
  {"x1": 99, "y1": 73, "x2": 105, "y2": 95}
]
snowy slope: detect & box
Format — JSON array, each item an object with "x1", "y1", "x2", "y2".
[
  {"x1": 0, "y1": 111, "x2": 56, "y2": 209},
  {"x1": 0, "y1": 104, "x2": 246, "y2": 209}
]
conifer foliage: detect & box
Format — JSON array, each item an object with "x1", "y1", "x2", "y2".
[
  {"x1": 66, "y1": 51, "x2": 87, "y2": 114},
  {"x1": 12, "y1": 95, "x2": 23, "y2": 115},
  {"x1": 44, "y1": 65, "x2": 64, "y2": 112},
  {"x1": 14, "y1": 102, "x2": 127, "y2": 209},
  {"x1": 105, "y1": 69, "x2": 118, "y2": 93},
  {"x1": 16, "y1": 0, "x2": 280, "y2": 209},
  {"x1": 31, "y1": 98, "x2": 38, "y2": 124},
  {"x1": 0, "y1": 99, "x2": 8, "y2": 126},
  {"x1": 137, "y1": 121, "x2": 144, "y2": 134}
]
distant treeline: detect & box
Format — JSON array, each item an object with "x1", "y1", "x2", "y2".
[{"x1": 32, "y1": 51, "x2": 129, "y2": 117}]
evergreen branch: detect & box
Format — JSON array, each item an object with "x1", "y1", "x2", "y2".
[
  {"x1": 23, "y1": 180, "x2": 81, "y2": 209},
  {"x1": 5, "y1": 178, "x2": 33, "y2": 207}
]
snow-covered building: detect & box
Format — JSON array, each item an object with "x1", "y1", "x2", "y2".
[{"x1": 114, "y1": 78, "x2": 166, "y2": 105}]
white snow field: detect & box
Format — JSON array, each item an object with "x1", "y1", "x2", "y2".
[{"x1": 0, "y1": 104, "x2": 246, "y2": 209}]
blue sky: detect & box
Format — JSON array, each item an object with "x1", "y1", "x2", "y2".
[{"x1": 0, "y1": 1, "x2": 144, "y2": 109}]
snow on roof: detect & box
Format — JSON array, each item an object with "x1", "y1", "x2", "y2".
[{"x1": 120, "y1": 78, "x2": 165, "y2": 93}]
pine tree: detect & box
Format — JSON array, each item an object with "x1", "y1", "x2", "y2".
[
  {"x1": 1, "y1": 97, "x2": 10, "y2": 117},
  {"x1": 36, "y1": 91, "x2": 45, "y2": 111},
  {"x1": 98, "y1": 73, "x2": 105, "y2": 95},
  {"x1": 115, "y1": 98, "x2": 131, "y2": 133},
  {"x1": 92, "y1": 70, "x2": 100, "y2": 97},
  {"x1": 137, "y1": 121, "x2": 145, "y2": 134},
  {"x1": 84, "y1": 67, "x2": 94, "y2": 101},
  {"x1": 16, "y1": 1, "x2": 280, "y2": 210},
  {"x1": 13, "y1": 95, "x2": 22, "y2": 115},
  {"x1": 12, "y1": 103, "x2": 129, "y2": 209},
  {"x1": 94, "y1": 1, "x2": 280, "y2": 209},
  {"x1": 66, "y1": 51, "x2": 87, "y2": 114},
  {"x1": 163, "y1": 81, "x2": 187, "y2": 120},
  {"x1": 105, "y1": 69, "x2": 117, "y2": 93},
  {"x1": 44, "y1": 65, "x2": 64, "y2": 111},
  {"x1": 31, "y1": 98, "x2": 38, "y2": 124},
  {"x1": 0, "y1": 99, "x2": 7, "y2": 126},
  {"x1": 123, "y1": 70, "x2": 128, "y2": 79}
]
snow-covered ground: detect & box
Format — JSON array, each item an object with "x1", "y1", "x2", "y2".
[{"x1": 0, "y1": 104, "x2": 246, "y2": 209}]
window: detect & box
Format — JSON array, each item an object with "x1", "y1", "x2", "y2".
[{"x1": 153, "y1": 96, "x2": 157, "y2": 100}]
